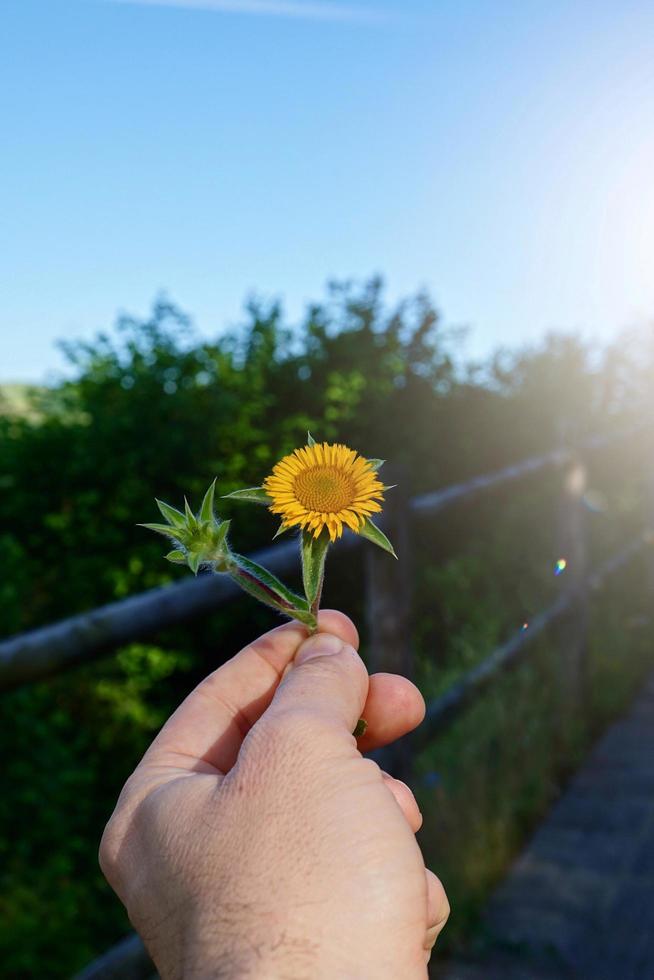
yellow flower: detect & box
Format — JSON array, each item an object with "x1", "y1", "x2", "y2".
[{"x1": 263, "y1": 441, "x2": 384, "y2": 542}]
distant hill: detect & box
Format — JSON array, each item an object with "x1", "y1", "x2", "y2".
[{"x1": 0, "y1": 383, "x2": 43, "y2": 418}]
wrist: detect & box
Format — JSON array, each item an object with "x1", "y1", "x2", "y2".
[{"x1": 152, "y1": 905, "x2": 322, "y2": 980}]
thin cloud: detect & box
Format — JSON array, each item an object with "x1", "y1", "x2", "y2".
[{"x1": 106, "y1": 0, "x2": 387, "y2": 24}]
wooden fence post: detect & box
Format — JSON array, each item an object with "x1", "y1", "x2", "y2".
[
  {"x1": 364, "y1": 465, "x2": 413, "y2": 780},
  {"x1": 556, "y1": 453, "x2": 589, "y2": 713}
]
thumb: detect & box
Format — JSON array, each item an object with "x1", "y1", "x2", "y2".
[{"x1": 267, "y1": 632, "x2": 369, "y2": 734}]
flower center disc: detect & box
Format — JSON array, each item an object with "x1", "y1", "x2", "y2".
[{"x1": 293, "y1": 465, "x2": 355, "y2": 514}]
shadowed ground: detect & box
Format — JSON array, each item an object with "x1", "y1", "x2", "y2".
[{"x1": 439, "y1": 671, "x2": 654, "y2": 980}]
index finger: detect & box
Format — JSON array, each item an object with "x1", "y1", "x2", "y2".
[{"x1": 142, "y1": 610, "x2": 359, "y2": 774}]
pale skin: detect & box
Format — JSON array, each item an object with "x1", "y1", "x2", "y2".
[{"x1": 99, "y1": 610, "x2": 450, "y2": 979}]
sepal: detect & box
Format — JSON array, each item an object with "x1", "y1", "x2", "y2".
[
  {"x1": 165, "y1": 549, "x2": 187, "y2": 564},
  {"x1": 138, "y1": 522, "x2": 180, "y2": 539},
  {"x1": 199, "y1": 479, "x2": 217, "y2": 523},
  {"x1": 155, "y1": 499, "x2": 186, "y2": 527},
  {"x1": 184, "y1": 497, "x2": 198, "y2": 530}
]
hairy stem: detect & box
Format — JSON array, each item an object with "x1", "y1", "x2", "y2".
[{"x1": 308, "y1": 566, "x2": 325, "y2": 634}]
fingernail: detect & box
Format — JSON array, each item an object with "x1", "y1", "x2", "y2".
[{"x1": 295, "y1": 633, "x2": 344, "y2": 665}]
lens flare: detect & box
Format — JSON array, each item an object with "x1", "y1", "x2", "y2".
[
  {"x1": 582, "y1": 489, "x2": 607, "y2": 513},
  {"x1": 554, "y1": 558, "x2": 567, "y2": 576}
]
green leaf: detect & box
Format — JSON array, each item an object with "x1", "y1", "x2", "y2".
[
  {"x1": 301, "y1": 529, "x2": 330, "y2": 606},
  {"x1": 307, "y1": 431, "x2": 317, "y2": 446},
  {"x1": 199, "y1": 479, "x2": 217, "y2": 523},
  {"x1": 187, "y1": 552, "x2": 201, "y2": 575},
  {"x1": 155, "y1": 499, "x2": 186, "y2": 528},
  {"x1": 164, "y1": 549, "x2": 187, "y2": 564},
  {"x1": 184, "y1": 497, "x2": 198, "y2": 529},
  {"x1": 367, "y1": 459, "x2": 385, "y2": 472},
  {"x1": 213, "y1": 519, "x2": 230, "y2": 550},
  {"x1": 272, "y1": 522, "x2": 290, "y2": 540},
  {"x1": 230, "y1": 553, "x2": 309, "y2": 611},
  {"x1": 138, "y1": 522, "x2": 179, "y2": 539},
  {"x1": 358, "y1": 518, "x2": 397, "y2": 559},
  {"x1": 222, "y1": 487, "x2": 273, "y2": 505}
]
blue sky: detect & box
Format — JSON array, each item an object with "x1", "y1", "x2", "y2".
[{"x1": 3, "y1": 0, "x2": 654, "y2": 380}]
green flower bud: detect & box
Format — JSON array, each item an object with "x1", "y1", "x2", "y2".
[{"x1": 140, "y1": 480, "x2": 232, "y2": 575}]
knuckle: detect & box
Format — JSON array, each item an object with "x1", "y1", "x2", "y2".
[
  {"x1": 239, "y1": 708, "x2": 337, "y2": 783},
  {"x1": 358, "y1": 756, "x2": 383, "y2": 782},
  {"x1": 98, "y1": 780, "x2": 141, "y2": 886},
  {"x1": 268, "y1": 707, "x2": 338, "y2": 755},
  {"x1": 431, "y1": 875, "x2": 450, "y2": 923},
  {"x1": 247, "y1": 708, "x2": 311, "y2": 763},
  {"x1": 273, "y1": 704, "x2": 326, "y2": 738},
  {"x1": 98, "y1": 815, "x2": 122, "y2": 883}
]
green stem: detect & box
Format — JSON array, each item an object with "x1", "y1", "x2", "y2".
[
  {"x1": 301, "y1": 530, "x2": 329, "y2": 634},
  {"x1": 225, "y1": 558, "x2": 316, "y2": 629},
  {"x1": 308, "y1": 565, "x2": 325, "y2": 634}
]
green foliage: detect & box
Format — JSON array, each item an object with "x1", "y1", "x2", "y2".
[
  {"x1": 0, "y1": 644, "x2": 191, "y2": 977},
  {"x1": 1, "y1": 281, "x2": 653, "y2": 976}
]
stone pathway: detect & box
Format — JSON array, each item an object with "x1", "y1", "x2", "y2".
[{"x1": 440, "y1": 673, "x2": 654, "y2": 980}]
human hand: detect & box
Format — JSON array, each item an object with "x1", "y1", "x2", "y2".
[{"x1": 99, "y1": 610, "x2": 449, "y2": 979}]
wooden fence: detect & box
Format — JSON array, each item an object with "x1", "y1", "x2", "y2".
[{"x1": 0, "y1": 427, "x2": 650, "y2": 979}]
